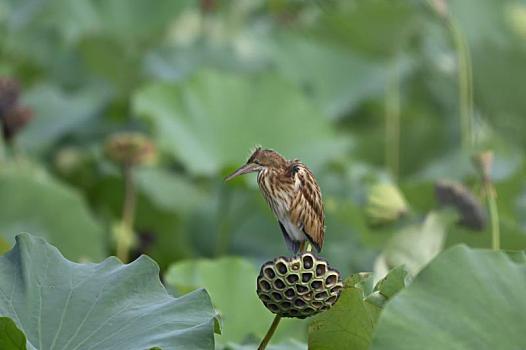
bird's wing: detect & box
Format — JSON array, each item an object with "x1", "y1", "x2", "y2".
[{"x1": 287, "y1": 162, "x2": 325, "y2": 252}]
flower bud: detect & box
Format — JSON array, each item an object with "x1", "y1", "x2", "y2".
[{"x1": 366, "y1": 183, "x2": 408, "y2": 226}]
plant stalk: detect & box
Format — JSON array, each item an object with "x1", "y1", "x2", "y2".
[
  {"x1": 117, "y1": 164, "x2": 136, "y2": 262},
  {"x1": 258, "y1": 314, "x2": 282, "y2": 350},
  {"x1": 449, "y1": 17, "x2": 474, "y2": 150},
  {"x1": 486, "y1": 184, "x2": 500, "y2": 250},
  {"x1": 426, "y1": 0, "x2": 474, "y2": 150},
  {"x1": 385, "y1": 58, "x2": 401, "y2": 181},
  {"x1": 0, "y1": 134, "x2": 5, "y2": 163}
]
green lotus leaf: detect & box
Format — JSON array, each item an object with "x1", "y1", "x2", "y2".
[
  {"x1": 224, "y1": 339, "x2": 307, "y2": 350},
  {"x1": 18, "y1": 84, "x2": 108, "y2": 154},
  {"x1": 135, "y1": 167, "x2": 206, "y2": 214},
  {"x1": 374, "y1": 212, "x2": 451, "y2": 277},
  {"x1": 0, "y1": 165, "x2": 105, "y2": 261},
  {"x1": 268, "y1": 35, "x2": 391, "y2": 120},
  {"x1": 371, "y1": 245, "x2": 526, "y2": 349},
  {"x1": 133, "y1": 70, "x2": 348, "y2": 176},
  {"x1": 0, "y1": 317, "x2": 27, "y2": 350},
  {"x1": 372, "y1": 265, "x2": 409, "y2": 300},
  {"x1": 0, "y1": 233, "x2": 217, "y2": 350},
  {"x1": 365, "y1": 265, "x2": 410, "y2": 309},
  {"x1": 308, "y1": 274, "x2": 381, "y2": 350}
]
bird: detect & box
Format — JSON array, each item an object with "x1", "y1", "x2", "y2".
[{"x1": 225, "y1": 147, "x2": 324, "y2": 254}]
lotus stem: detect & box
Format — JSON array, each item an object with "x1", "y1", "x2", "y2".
[
  {"x1": 258, "y1": 314, "x2": 282, "y2": 350},
  {"x1": 473, "y1": 151, "x2": 500, "y2": 250},
  {"x1": 425, "y1": 0, "x2": 474, "y2": 150},
  {"x1": 117, "y1": 164, "x2": 136, "y2": 262},
  {"x1": 449, "y1": 17, "x2": 474, "y2": 150},
  {"x1": 486, "y1": 184, "x2": 500, "y2": 250},
  {"x1": 385, "y1": 58, "x2": 400, "y2": 181},
  {"x1": 0, "y1": 136, "x2": 4, "y2": 163}
]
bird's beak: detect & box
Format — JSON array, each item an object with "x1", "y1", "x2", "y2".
[{"x1": 225, "y1": 163, "x2": 259, "y2": 181}]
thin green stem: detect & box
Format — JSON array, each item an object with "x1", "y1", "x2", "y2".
[
  {"x1": 426, "y1": 0, "x2": 475, "y2": 150},
  {"x1": 258, "y1": 315, "x2": 282, "y2": 350},
  {"x1": 0, "y1": 134, "x2": 5, "y2": 163},
  {"x1": 123, "y1": 165, "x2": 136, "y2": 230},
  {"x1": 117, "y1": 164, "x2": 136, "y2": 262},
  {"x1": 385, "y1": 58, "x2": 401, "y2": 181},
  {"x1": 448, "y1": 17, "x2": 474, "y2": 150},
  {"x1": 486, "y1": 184, "x2": 500, "y2": 250}
]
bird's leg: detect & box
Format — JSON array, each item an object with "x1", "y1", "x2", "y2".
[{"x1": 299, "y1": 241, "x2": 312, "y2": 253}]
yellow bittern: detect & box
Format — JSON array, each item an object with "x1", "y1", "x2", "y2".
[{"x1": 225, "y1": 147, "x2": 325, "y2": 253}]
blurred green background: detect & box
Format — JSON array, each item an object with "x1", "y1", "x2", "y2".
[{"x1": 0, "y1": 0, "x2": 525, "y2": 347}]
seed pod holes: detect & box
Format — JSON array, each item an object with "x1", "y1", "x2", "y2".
[{"x1": 256, "y1": 253, "x2": 343, "y2": 319}]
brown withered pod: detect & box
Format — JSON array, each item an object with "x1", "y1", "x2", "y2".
[
  {"x1": 435, "y1": 180, "x2": 487, "y2": 231},
  {"x1": 0, "y1": 77, "x2": 33, "y2": 144}
]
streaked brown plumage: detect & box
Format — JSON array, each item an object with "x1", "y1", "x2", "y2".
[{"x1": 225, "y1": 147, "x2": 324, "y2": 253}]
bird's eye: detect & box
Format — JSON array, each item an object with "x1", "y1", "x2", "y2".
[{"x1": 254, "y1": 160, "x2": 262, "y2": 165}]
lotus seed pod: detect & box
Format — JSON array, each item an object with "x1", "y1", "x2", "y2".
[
  {"x1": 435, "y1": 180, "x2": 487, "y2": 231},
  {"x1": 256, "y1": 253, "x2": 343, "y2": 319},
  {"x1": 366, "y1": 183, "x2": 408, "y2": 226},
  {"x1": 105, "y1": 132, "x2": 156, "y2": 167}
]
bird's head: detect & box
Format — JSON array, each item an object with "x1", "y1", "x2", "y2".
[{"x1": 225, "y1": 147, "x2": 287, "y2": 181}]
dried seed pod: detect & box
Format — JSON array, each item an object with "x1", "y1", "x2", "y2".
[
  {"x1": 366, "y1": 183, "x2": 409, "y2": 226},
  {"x1": 105, "y1": 132, "x2": 156, "y2": 167},
  {"x1": 2, "y1": 106, "x2": 33, "y2": 143},
  {"x1": 0, "y1": 77, "x2": 20, "y2": 118},
  {"x1": 257, "y1": 253, "x2": 343, "y2": 319},
  {"x1": 435, "y1": 180, "x2": 487, "y2": 231}
]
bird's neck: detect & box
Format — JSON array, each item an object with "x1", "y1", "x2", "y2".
[
  {"x1": 258, "y1": 165, "x2": 286, "y2": 179},
  {"x1": 257, "y1": 166, "x2": 291, "y2": 190},
  {"x1": 257, "y1": 167, "x2": 270, "y2": 184}
]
